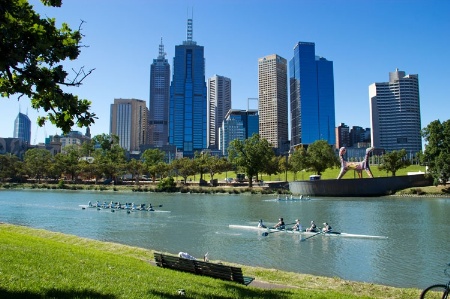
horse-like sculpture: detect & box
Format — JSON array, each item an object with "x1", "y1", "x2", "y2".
[{"x1": 337, "y1": 147, "x2": 374, "y2": 179}]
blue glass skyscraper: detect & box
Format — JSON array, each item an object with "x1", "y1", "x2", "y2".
[
  {"x1": 149, "y1": 38, "x2": 170, "y2": 147},
  {"x1": 169, "y1": 18, "x2": 207, "y2": 157},
  {"x1": 290, "y1": 42, "x2": 336, "y2": 146},
  {"x1": 13, "y1": 112, "x2": 31, "y2": 145}
]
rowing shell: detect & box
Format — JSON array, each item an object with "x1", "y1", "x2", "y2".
[{"x1": 228, "y1": 224, "x2": 388, "y2": 239}]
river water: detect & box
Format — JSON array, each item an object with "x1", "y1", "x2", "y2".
[{"x1": 0, "y1": 189, "x2": 448, "y2": 289}]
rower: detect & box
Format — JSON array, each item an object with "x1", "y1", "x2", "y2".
[
  {"x1": 322, "y1": 222, "x2": 332, "y2": 232},
  {"x1": 292, "y1": 219, "x2": 302, "y2": 231},
  {"x1": 274, "y1": 217, "x2": 285, "y2": 229},
  {"x1": 306, "y1": 221, "x2": 318, "y2": 232},
  {"x1": 258, "y1": 219, "x2": 266, "y2": 228}
]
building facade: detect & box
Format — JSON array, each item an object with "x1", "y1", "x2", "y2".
[
  {"x1": 169, "y1": 18, "x2": 207, "y2": 158},
  {"x1": 149, "y1": 39, "x2": 170, "y2": 147},
  {"x1": 335, "y1": 123, "x2": 350, "y2": 149},
  {"x1": 369, "y1": 69, "x2": 421, "y2": 153},
  {"x1": 13, "y1": 112, "x2": 31, "y2": 145},
  {"x1": 289, "y1": 42, "x2": 336, "y2": 147},
  {"x1": 110, "y1": 98, "x2": 148, "y2": 152},
  {"x1": 207, "y1": 75, "x2": 231, "y2": 150},
  {"x1": 218, "y1": 109, "x2": 259, "y2": 156},
  {"x1": 258, "y1": 54, "x2": 289, "y2": 154}
]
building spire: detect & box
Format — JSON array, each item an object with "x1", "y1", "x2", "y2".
[
  {"x1": 184, "y1": 8, "x2": 196, "y2": 45},
  {"x1": 158, "y1": 37, "x2": 166, "y2": 59}
]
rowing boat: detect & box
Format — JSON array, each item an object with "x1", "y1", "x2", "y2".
[
  {"x1": 79, "y1": 204, "x2": 170, "y2": 212},
  {"x1": 228, "y1": 224, "x2": 388, "y2": 239}
]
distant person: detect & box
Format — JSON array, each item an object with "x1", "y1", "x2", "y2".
[
  {"x1": 292, "y1": 219, "x2": 302, "y2": 231},
  {"x1": 322, "y1": 222, "x2": 332, "y2": 232},
  {"x1": 274, "y1": 218, "x2": 285, "y2": 229},
  {"x1": 258, "y1": 219, "x2": 267, "y2": 228},
  {"x1": 306, "y1": 221, "x2": 318, "y2": 232}
]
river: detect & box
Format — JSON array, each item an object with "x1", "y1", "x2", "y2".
[{"x1": 0, "y1": 189, "x2": 448, "y2": 289}]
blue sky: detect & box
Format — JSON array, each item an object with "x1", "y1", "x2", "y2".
[{"x1": 1, "y1": 0, "x2": 449, "y2": 145}]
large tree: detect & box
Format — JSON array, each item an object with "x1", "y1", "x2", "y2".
[
  {"x1": 378, "y1": 149, "x2": 411, "y2": 177},
  {"x1": 421, "y1": 119, "x2": 450, "y2": 185},
  {"x1": 305, "y1": 140, "x2": 339, "y2": 175},
  {"x1": 0, "y1": 0, "x2": 96, "y2": 133},
  {"x1": 227, "y1": 134, "x2": 274, "y2": 187}
]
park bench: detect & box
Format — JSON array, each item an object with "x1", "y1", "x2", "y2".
[{"x1": 154, "y1": 252, "x2": 254, "y2": 286}]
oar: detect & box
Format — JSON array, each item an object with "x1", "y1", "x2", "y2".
[
  {"x1": 262, "y1": 223, "x2": 296, "y2": 236},
  {"x1": 300, "y1": 230, "x2": 323, "y2": 241}
]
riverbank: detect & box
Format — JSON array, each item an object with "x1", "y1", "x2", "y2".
[
  {"x1": 0, "y1": 223, "x2": 421, "y2": 298},
  {"x1": 1, "y1": 181, "x2": 449, "y2": 197}
]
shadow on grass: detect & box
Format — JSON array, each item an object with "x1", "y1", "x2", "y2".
[
  {"x1": 0, "y1": 288, "x2": 116, "y2": 299},
  {"x1": 148, "y1": 285, "x2": 295, "y2": 298}
]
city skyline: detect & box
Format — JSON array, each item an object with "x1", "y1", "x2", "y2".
[{"x1": 0, "y1": 0, "x2": 449, "y2": 145}]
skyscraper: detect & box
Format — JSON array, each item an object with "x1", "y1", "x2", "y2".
[
  {"x1": 13, "y1": 112, "x2": 31, "y2": 145},
  {"x1": 369, "y1": 69, "x2": 421, "y2": 153},
  {"x1": 258, "y1": 54, "x2": 288, "y2": 154},
  {"x1": 218, "y1": 109, "x2": 259, "y2": 156},
  {"x1": 110, "y1": 98, "x2": 148, "y2": 152},
  {"x1": 169, "y1": 18, "x2": 207, "y2": 158},
  {"x1": 149, "y1": 38, "x2": 170, "y2": 147},
  {"x1": 207, "y1": 75, "x2": 231, "y2": 150},
  {"x1": 289, "y1": 42, "x2": 336, "y2": 146}
]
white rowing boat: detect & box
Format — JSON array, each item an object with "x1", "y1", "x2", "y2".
[{"x1": 228, "y1": 224, "x2": 388, "y2": 239}]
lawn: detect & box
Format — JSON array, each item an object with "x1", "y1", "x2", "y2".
[{"x1": 0, "y1": 223, "x2": 423, "y2": 299}]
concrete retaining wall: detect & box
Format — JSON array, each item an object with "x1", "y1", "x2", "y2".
[{"x1": 289, "y1": 174, "x2": 432, "y2": 197}]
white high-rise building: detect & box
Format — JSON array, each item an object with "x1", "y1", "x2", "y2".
[
  {"x1": 369, "y1": 69, "x2": 421, "y2": 153},
  {"x1": 207, "y1": 75, "x2": 231, "y2": 149},
  {"x1": 258, "y1": 54, "x2": 288, "y2": 154}
]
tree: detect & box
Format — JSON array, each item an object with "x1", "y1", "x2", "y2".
[
  {"x1": 24, "y1": 148, "x2": 52, "y2": 183},
  {"x1": 422, "y1": 119, "x2": 450, "y2": 185},
  {"x1": 290, "y1": 146, "x2": 308, "y2": 180},
  {"x1": 305, "y1": 140, "x2": 339, "y2": 175},
  {"x1": 141, "y1": 149, "x2": 165, "y2": 182},
  {"x1": 378, "y1": 149, "x2": 411, "y2": 177},
  {"x1": 1, "y1": 0, "x2": 96, "y2": 133},
  {"x1": 54, "y1": 145, "x2": 81, "y2": 181},
  {"x1": 126, "y1": 158, "x2": 144, "y2": 184},
  {"x1": 227, "y1": 134, "x2": 274, "y2": 187},
  {"x1": 0, "y1": 154, "x2": 22, "y2": 182},
  {"x1": 171, "y1": 157, "x2": 196, "y2": 184}
]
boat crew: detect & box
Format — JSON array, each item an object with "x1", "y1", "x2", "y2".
[
  {"x1": 258, "y1": 219, "x2": 266, "y2": 228},
  {"x1": 322, "y1": 222, "x2": 332, "y2": 232},
  {"x1": 274, "y1": 218, "x2": 285, "y2": 229},
  {"x1": 306, "y1": 221, "x2": 318, "y2": 232},
  {"x1": 292, "y1": 219, "x2": 302, "y2": 231}
]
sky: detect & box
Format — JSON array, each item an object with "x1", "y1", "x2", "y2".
[{"x1": 1, "y1": 0, "x2": 449, "y2": 145}]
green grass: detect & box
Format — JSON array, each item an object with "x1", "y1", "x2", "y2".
[{"x1": 0, "y1": 223, "x2": 422, "y2": 298}]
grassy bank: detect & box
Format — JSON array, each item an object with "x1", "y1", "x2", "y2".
[{"x1": 0, "y1": 223, "x2": 421, "y2": 298}]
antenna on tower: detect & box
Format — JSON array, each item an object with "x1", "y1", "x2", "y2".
[
  {"x1": 184, "y1": 7, "x2": 196, "y2": 45},
  {"x1": 158, "y1": 37, "x2": 166, "y2": 58}
]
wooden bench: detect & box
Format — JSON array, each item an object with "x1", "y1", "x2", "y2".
[{"x1": 154, "y1": 252, "x2": 254, "y2": 286}]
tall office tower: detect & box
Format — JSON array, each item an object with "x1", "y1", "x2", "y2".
[
  {"x1": 207, "y1": 75, "x2": 231, "y2": 149},
  {"x1": 110, "y1": 98, "x2": 148, "y2": 152},
  {"x1": 169, "y1": 17, "x2": 207, "y2": 158},
  {"x1": 258, "y1": 54, "x2": 289, "y2": 154},
  {"x1": 289, "y1": 42, "x2": 336, "y2": 147},
  {"x1": 218, "y1": 109, "x2": 259, "y2": 156},
  {"x1": 369, "y1": 69, "x2": 421, "y2": 153},
  {"x1": 149, "y1": 38, "x2": 170, "y2": 147},
  {"x1": 335, "y1": 123, "x2": 350, "y2": 149},
  {"x1": 13, "y1": 112, "x2": 31, "y2": 145}
]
